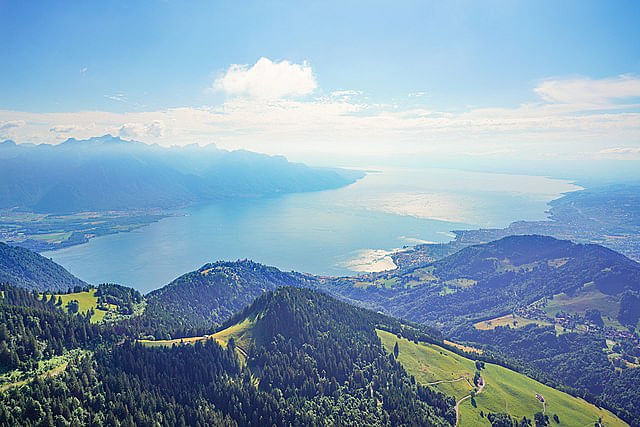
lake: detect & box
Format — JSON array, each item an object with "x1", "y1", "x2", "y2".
[{"x1": 44, "y1": 167, "x2": 581, "y2": 293}]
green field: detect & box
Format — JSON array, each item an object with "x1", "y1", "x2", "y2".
[
  {"x1": 544, "y1": 282, "x2": 628, "y2": 331},
  {"x1": 473, "y1": 314, "x2": 551, "y2": 331},
  {"x1": 353, "y1": 277, "x2": 398, "y2": 289},
  {"x1": 377, "y1": 329, "x2": 626, "y2": 426},
  {"x1": 30, "y1": 232, "x2": 73, "y2": 243},
  {"x1": 139, "y1": 317, "x2": 256, "y2": 363},
  {"x1": 54, "y1": 289, "x2": 108, "y2": 323},
  {"x1": 545, "y1": 282, "x2": 620, "y2": 319}
]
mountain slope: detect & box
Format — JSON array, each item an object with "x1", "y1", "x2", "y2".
[
  {"x1": 129, "y1": 260, "x2": 320, "y2": 339},
  {"x1": 228, "y1": 287, "x2": 455, "y2": 425},
  {"x1": 325, "y1": 235, "x2": 640, "y2": 330},
  {"x1": 378, "y1": 330, "x2": 625, "y2": 426},
  {"x1": 0, "y1": 135, "x2": 364, "y2": 213},
  {"x1": 1, "y1": 285, "x2": 454, "y2": 426},
  {"x1": 139, "y1": 286, "x2": 627, "y2": 426},
  {"x1": 319, "y1": 235, "x2": 640, "y2": 425},
  {"x1": 0, "y1": 242, "x2": 87, "y2": 291},
  {"x1": 144, "y1": 287, "x2": 456, "y2": 425}
]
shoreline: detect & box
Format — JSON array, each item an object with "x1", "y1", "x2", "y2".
[{"x1": 347, "y1": 183, "x2": 587, "y2": 274}]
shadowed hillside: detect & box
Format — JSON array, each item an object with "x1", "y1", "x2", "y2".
[
  {"x1": 0, "y1": 135, "x2": 364, "y2": 213},
  {"x1": 0, "y1": 242, "x2": 87, "y2": 291}
]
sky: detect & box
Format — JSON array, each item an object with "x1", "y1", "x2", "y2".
[{"x1": 1, "y1": 0, "x2": 639, "y2": 166}]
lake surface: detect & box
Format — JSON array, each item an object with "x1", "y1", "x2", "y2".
[{"x1": 45, "y1": 168, "x2": 581, "y2": 293}]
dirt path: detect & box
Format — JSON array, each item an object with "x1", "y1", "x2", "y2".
[
  {"x1": 426, "y1": 376, "x2": 467, "y2": 386},
  {"x1": 536, "y1": 393, "x2": 546, "y2": 414},
  {"x1": 0, "y1": 361, "x2": 69, "y2": 393},
  {"x1": 455, "y1": 376, "x2": 486, "y2": 427}
]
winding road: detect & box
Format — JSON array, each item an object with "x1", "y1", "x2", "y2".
[{"x1": 454, "y1": 376, "x2": 485, "y2": 427}]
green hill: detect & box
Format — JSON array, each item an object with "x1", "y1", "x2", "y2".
[
  {"x1": 0, "y1": 242, "x2": 87, "y2": 292},
  {"x1": 377, "y1": 329, "x2": 626, "y2": 426},
  {"x1": 320, "y1": 235, "x2": 640, "y2": 423},
  {"x1": 324, "y1": 235, "x2": 640, "y2": 331},
  {"x1": 2, "y1": 286, "x2": 455, "y2": 426},
  {"x1": 141, "y1": 286, "x2": 456, "y2": 425},
  {"x1": 128, "y1": 260, "x2": 319, "y2": 339},
  {"x1": 138, "y1": 286, "x2": 627, "y2": 426}
]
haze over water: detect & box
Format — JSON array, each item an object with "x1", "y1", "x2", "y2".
[{"x1": 45, "y1": 168, "x2": 581, "y2": 293}]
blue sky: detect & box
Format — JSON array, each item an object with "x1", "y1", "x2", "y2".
[{"x1": 1, "y1": 0, "x2": 639, "y2": 162}]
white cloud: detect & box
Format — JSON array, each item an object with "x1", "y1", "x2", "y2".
[
  {"x1": 146, "y1": 120, "x2": 165, "y2": 138},
  {"x1": 600, "y1": 147, "x2": 640, "y2": 153},
  {"x1": 598, "y1": 147, "x2": 640, "y2": 158},
  {"x1": 0, "y1": 120, "x2": 25, "y2": 131},
  {"x1": 105, "y1": 94, "x2": 127, "y2": 103},
  {"x1": 119, "y1": 120, "x2": 166, "y2": 139},
  {"x1": 49, "y1": 125, "x2": 78, "y2": 134},
  {"x1": 1, "y1": 74, "x2": 639, "y2": 161},
  {"x1": 330, "y1": 90, "x2": 361, "y2": 98},
  {"x1": 119, "y1": 123, "x2": 144, "y2": 139},
  {"x1": 534, "y1": 75, "x2": 640, "y2": 105},
  {"x1": 214, "y1": 57, "x2": 317, "y2": 99},
  {"x1": 0, "y1": 120, "x2": 25, "y2": 138}
]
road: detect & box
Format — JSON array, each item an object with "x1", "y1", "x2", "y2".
[{"x1": 455, "y1": 376, "x2": 485, "y2": 427}]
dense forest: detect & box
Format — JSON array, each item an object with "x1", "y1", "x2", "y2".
[
  {"x1": 0, "y1": 242, "x2": 87, "y2": 292},
  {"x1": 0, "y1": 285, "x2": 456, "y2": 426},
  {"x1": 120, "y1": 260, "x2": 318, "y2": 339},
  {"x1": 0, "y1": 284, "x2": 102, "y2": 371}
]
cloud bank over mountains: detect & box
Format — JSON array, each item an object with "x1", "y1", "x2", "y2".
[{"x1": 1, "y1": 58, "x2": 639, "y2": 160}]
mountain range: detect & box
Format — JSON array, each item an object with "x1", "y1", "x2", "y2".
[{"x1": 0, "y1": 135, "x2": 364, "y2": 213}]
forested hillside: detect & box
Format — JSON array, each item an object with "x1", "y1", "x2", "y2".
[
  {"x1": 2, "y1": 237, "x2": 639, "y2": 424},
  {"x1": 142, "y1": 286, "x2": 456, "y2": 425},
  {"x1": 317, "y1": 235, "x2": 640, "y2": 424},
  {"x1": 123, "y1": 260, "x2": 319, "y2": 339},
  {"x1": 0, "y1": 242, "x2": 87, "y2": 291},
  {"x1": 324, "y1": 235, "x2": 640, "y2": 331},
  {"x1": 0, "y1": 285, "x2": 455, "y2": 426}
]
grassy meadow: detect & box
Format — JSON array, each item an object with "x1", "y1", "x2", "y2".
[
  {"x1": 377, "y1": 329, "x2": 626, "y2": 426},
  {"x1": 473, "y1": 314, "x2": 551, "y2": 331},
  {"x1": 138, "y1": 317, "x2": 256, "y2": 363},
  {"x1": 53, "y1": 289, "x2": 108, "y2": 323}
]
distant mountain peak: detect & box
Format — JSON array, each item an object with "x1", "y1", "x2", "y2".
[{"x1": 61, "y1": 134, "x2": 132, "y2": 146}]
